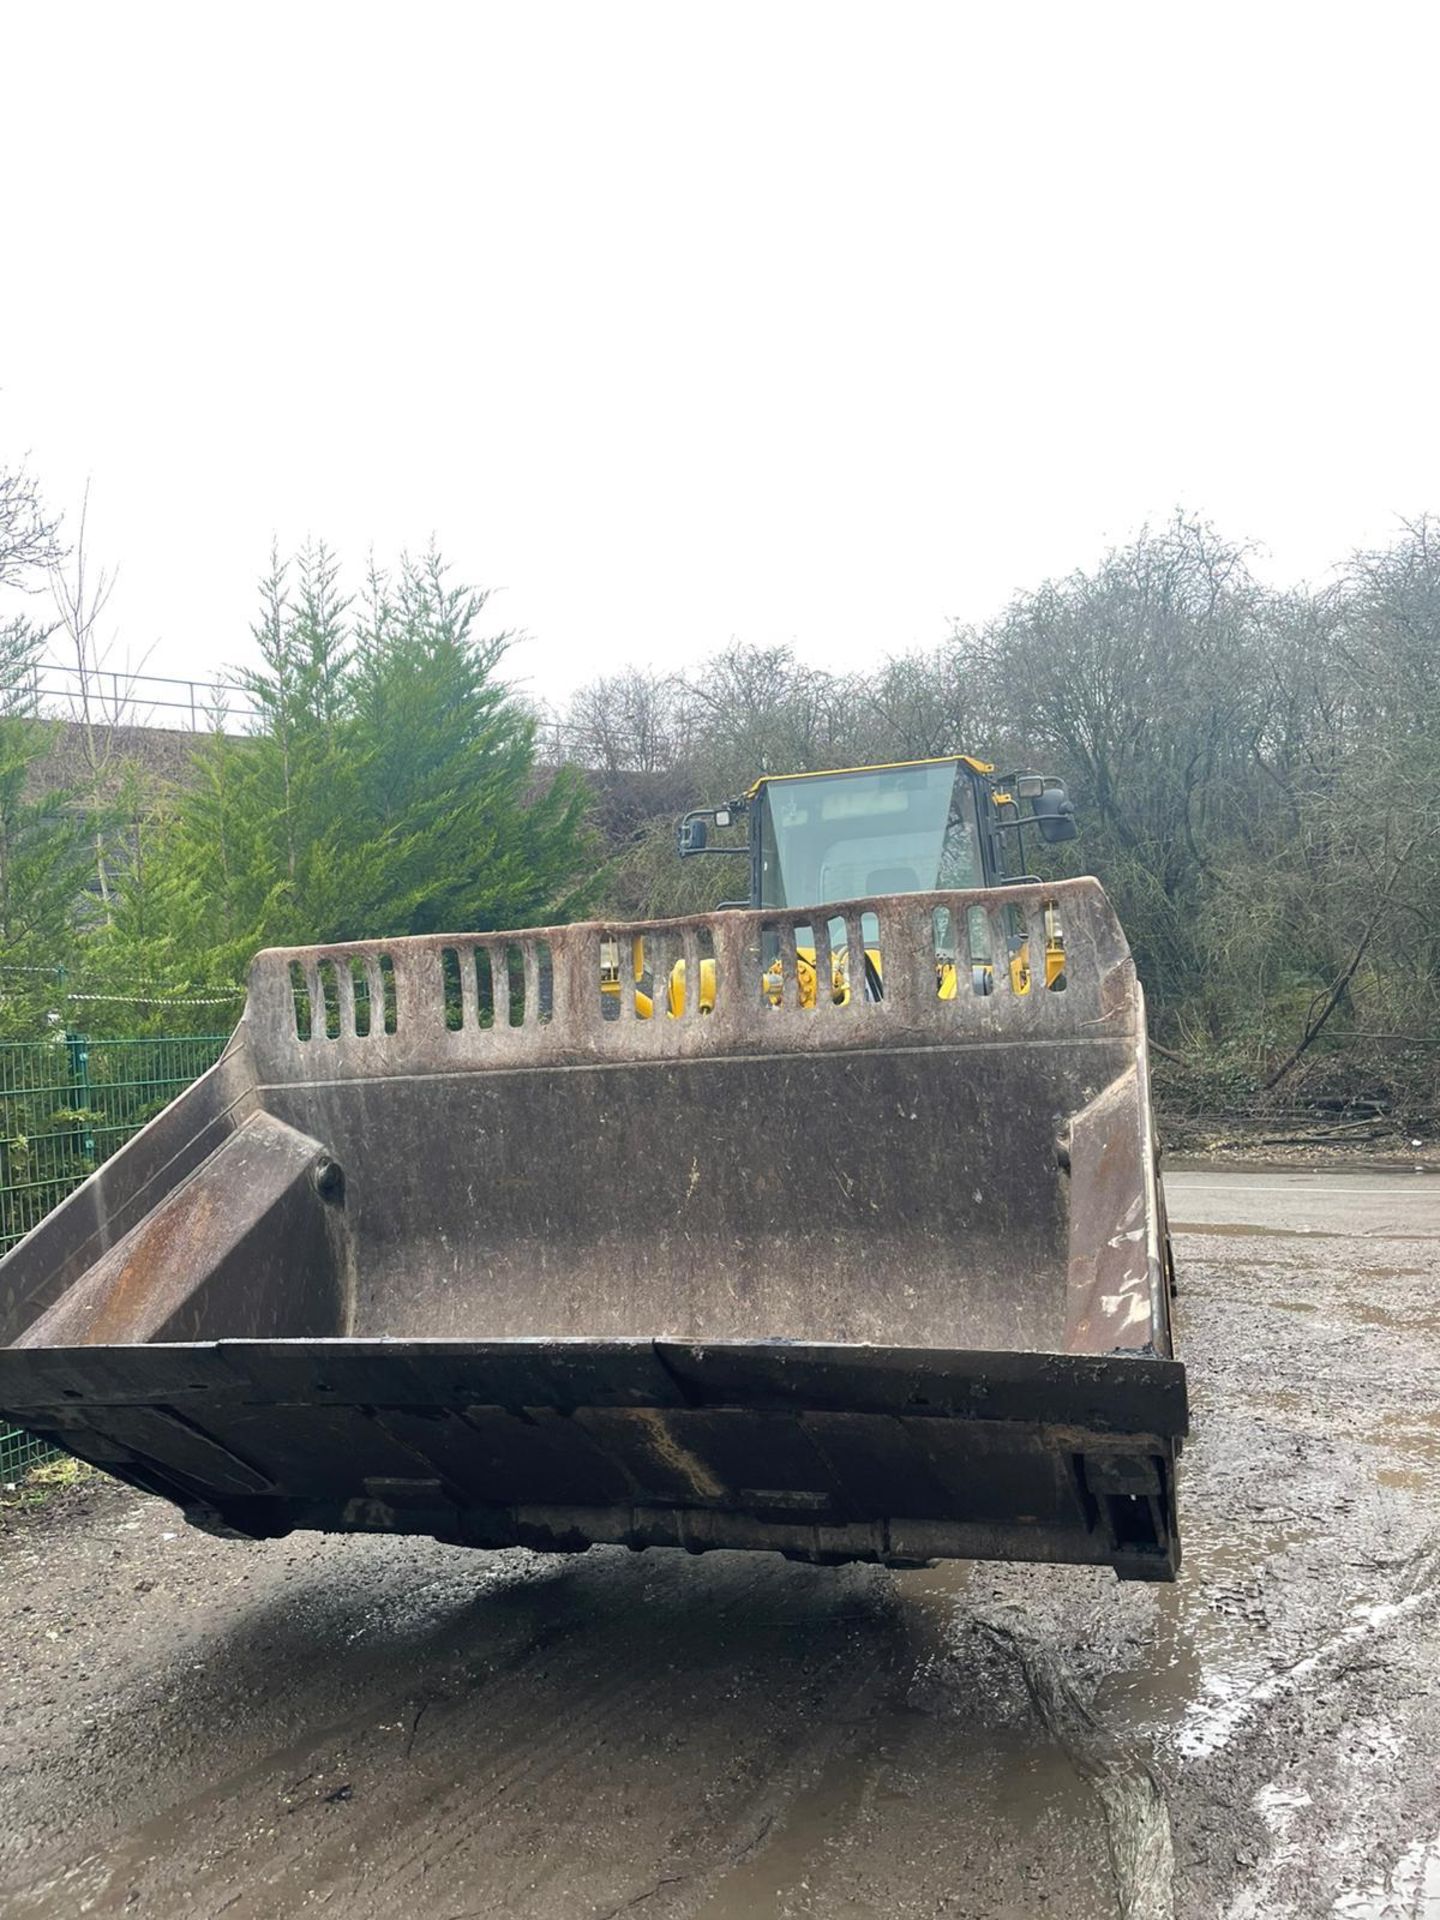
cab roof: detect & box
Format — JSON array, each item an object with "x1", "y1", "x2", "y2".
[{"x1": 746, "y1": 754, "x2": 994, "y2": 801}]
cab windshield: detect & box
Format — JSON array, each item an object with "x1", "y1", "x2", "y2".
[{"x1": 756, "y1": 761, "x2": 982, "y2": 909}]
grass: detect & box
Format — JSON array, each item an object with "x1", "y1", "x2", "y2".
[{"x1": 0, "y1": 1453, "x2": 96, "y2": 1517}]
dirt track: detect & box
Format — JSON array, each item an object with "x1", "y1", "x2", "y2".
[{"x1": 3, "y1": 1167, "x2": 1439, "y2": 1919}]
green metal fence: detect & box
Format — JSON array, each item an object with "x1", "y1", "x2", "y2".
[
  {"x1": 0, "y1": 1032, "x2": 229, "y2": 1482},
  {"x1": 0, "y1": 1420, "x2": 53, "y2": 1483}
]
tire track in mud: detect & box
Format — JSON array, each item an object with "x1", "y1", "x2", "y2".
[
  {"x1": 971, "y1": 1608, "x2": 1175, "y2": 1920},
  {"x1": 196, "y1": 1581, "x2": 692, "y2": 1917},
  {"x1": 350, "y1": 1558, "x2": 895, "y2": 1919},
  {"x1": 0, "y1": 1560, "x2": 607, "y2": 1918},
  {"x1": 1211, "y1": 1543, "x2": 1440, "y2": 1920},
  {"x1": 0, "y1": 1553, "x2": 595, "y2": 1915},
  {"x1": 1183, "y1": 1542, "x2": 1440, "y2": 1764},
  {"x1": 348, "y1": 1554, "x2": 803, "y2": 1912},
  {"x1": 91, "y1": 1552, "x2": 888, "y2": 1920}
]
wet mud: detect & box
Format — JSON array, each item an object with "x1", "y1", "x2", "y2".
[{"x1": 3, "y1": 1169, "x2": 1440, "y2": 1917}]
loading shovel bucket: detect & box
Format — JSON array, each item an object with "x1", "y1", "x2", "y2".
[{"x1": 0, "y1": 879, "x2": 1185, "y2": 1580}]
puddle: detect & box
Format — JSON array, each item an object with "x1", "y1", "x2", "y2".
[
  {"x1": 874, "y1": 1411, "x2": 1437, "y2": 1829},
  {"x1": 1375, "y1": 1407, "x2": 1440, "y2": 1446},
  {"x1": 1172, "y1": 1220, "x2": 1340, "y2": 1240},
  {"x1": 1254, "y1": 1280, "x2": 1439, "y2": 1333},
  {"x1": 1258, "y1": 1389, "x2": 1304, "y2": 1412},
  {"x1": 1165, "y1": 1160, "x2": 1440, "y2": 1178},
  {"x1": 690, "y1": 1560, "x2": 1114, "y2": 1917},
  {"x1": 890, "y1": 1556, "x2": 972, "y2": 1645},
  {"x1": 1377, "y1": 1466, "x2": 1434, "y2": 1491},
  {"x1": 1092, "y1": 1501, "x2": 1323, "y2": 1764},
  {"x1": 1176, "y1": 1221, "x2": 1440, "y2": 1245},
  {"x1": 687, "y1": 1705, "x2": 916, "y2": 1916},
  {"x1": 1103, "y1": 1559, "x2": 1270, "y2": 1745},
  {"x1": 1337, "y1": 1298, "x2": 1440, "y2": 1335},
  {"x1": 1346, "y1": 1267, "x2": 1429, "y2": 1284},
  {"x1": 1112, "y1": 1399, "x2": 1440, "y2": 1765},
  {"x1": 1374, "y1": 1413, "x2": 1440, "y2": 1482},
  {"x1": 688, "y1": 1716, "x2": 1101, "y2": 1917},
  {"x1": 0, "y1": 1855, "x2": 115, "y2": 1917}
]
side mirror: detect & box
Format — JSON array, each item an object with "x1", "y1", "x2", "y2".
[
  {"x1": 1032, "y1": 786, "x2": 1078, "y2": 844},
  {"x1": 678, "y1": 817, "x2": 708, "y2": 855}
]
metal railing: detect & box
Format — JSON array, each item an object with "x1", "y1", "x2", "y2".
[
  {"x1": 25, "y1": 659, "x2": 589, "y2": 762},
  {"x1": 0, "y1": 1031, "x2": 230, "y2": 1481},
  {"x1": 26, "y1": 659, "x2": 261, "y2": 733}
]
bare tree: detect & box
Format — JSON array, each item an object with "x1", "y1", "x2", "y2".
[
  {"x1": 0, "y1": 460, "x2": 64, "y2": 715},
  {"x1": 0, "y1": 462, "x2": 63, "y2": 593},
  {"x1": 564, "y1": 667, "x2": 693, "y2": 775},
  {"x1": 47, "y1": 484, "x2": 151, "y2": 916}
]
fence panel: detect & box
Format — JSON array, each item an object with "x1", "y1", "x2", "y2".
[{"x1": 0, "y1": 1032, "x2": 228, "y2": 1482}]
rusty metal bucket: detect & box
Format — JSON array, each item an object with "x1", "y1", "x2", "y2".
[{"x1": 0, "y1": 879, "x2": 1185, "y2": 1578}]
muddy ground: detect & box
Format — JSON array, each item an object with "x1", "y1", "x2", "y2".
[{"x1": 2, "y1": 1167, "x2": 1439, "y2": 1919}]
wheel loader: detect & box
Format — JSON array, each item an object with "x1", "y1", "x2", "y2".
[
  {"x1": 0, "y1": 753, "x2": 1185, "y2": 1579},
  {"x1": 618, "y1": 754, "x2": 1075, "y2": 1015}
]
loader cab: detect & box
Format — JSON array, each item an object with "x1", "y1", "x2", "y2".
[
  {"x1": 677, "y1": 755, "x2": 1077, "y2": 911},
  {"x1": 753, "y1": 758, "x2": 993, "y2": 911}
]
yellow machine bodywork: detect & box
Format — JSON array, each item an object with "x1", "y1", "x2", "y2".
[{"x1": 602, "y1": 918, "x2": 1065, "y2": 1017}]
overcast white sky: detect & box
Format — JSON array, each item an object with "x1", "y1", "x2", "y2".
[{"x1": 2, "y1": 2, "x2": 1437, "y2": 709}]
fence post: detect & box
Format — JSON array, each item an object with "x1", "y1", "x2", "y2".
[{"x1": 65, "y1": 1032, "x2": 96, "y2": 1165}]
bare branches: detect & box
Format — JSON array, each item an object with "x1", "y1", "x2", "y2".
[
  {"x1": 0, "y1": 460, "x2": 67, "y2": 721},
  {"x1": 44, "y1": 484, "x2": 153, "y2": 917},
  {"x1": 563, "y1": 668, "x2": 692, "y2": 776},
  {"x1": 1262, "y1": 839, "x2": 1417, "y2": 1090},
  {"x1": 0, "y1": 462, "x2": 64, "y2": 595},
  {"x1": 47, "y1": 482, "x2": 119, "y2": 697}
]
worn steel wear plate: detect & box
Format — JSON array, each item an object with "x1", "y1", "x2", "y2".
[{"x1": 0, "y1": 881, "x2": 1186, "y2": 1579}]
